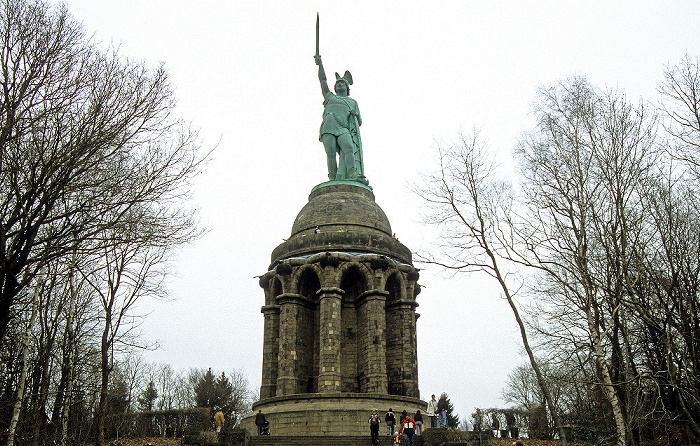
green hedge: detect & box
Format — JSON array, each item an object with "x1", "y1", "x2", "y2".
[{"x1": 104, "y1": 407, "x2": 211, "y2": 440}]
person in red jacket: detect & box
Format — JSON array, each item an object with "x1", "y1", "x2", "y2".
[{"x1": 399, "y1": 415, "x2": 416, "y2": 446}]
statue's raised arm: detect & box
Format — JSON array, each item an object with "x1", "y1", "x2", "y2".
[
  {"x1": 313, "y1": 16, "x2": 367, "y2": 185},
  {"x1": 315, "y1": 55, "x2": 331, "y2": 98}
]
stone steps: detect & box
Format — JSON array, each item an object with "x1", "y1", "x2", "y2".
[{"x1": 249, "y1": 434, "x2": 426, "y2": 446}]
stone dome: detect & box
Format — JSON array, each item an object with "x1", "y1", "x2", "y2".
[
  {"x1": 291, "y1": 183, "x2": 391, "y2": 236},
  {"x1": 270, "y1": 182, "x2": 411, "y2": 265}
]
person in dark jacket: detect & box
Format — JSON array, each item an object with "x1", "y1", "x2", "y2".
[
  {"x1": 369, "y1": 409, "x2": 381, "y2": 445},
  {"x1": 414, "y1": 410, "x2": 423, "y2": 435},
  {"x1": 385, "y1": 408, "x2": 396, "y2": 436},
  {"x1": 491, "y1": 414, "x2": 500, "y2": 437},
  {"x1": 254, "y1": 410, "x2": 266, "y2": 436},
  {"x1": 437, "y1": 394, "x2": 448, "y2": 428}
]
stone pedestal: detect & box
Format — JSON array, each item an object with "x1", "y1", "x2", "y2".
[
  {"x1": 240, "y1": 393, "x2": 425, "y2": 437},
  {"x1": 250, "y1": 182, "x2": 425, "y2": 435}
]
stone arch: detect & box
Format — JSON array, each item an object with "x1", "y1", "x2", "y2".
[
  {"x1": 384, "y1": 270, "x2": 406, "y2": 304},
  {"x1": 269, "y1": 276, "x2": 283, "y2": 305},
  {"x1": 333, "y1": 261, "x2": 373, "y2": 292},
  {"x1": 290, "y1": 264, "x2": 322, "y2": 300},
  {"x1": 339, "y1": 266, "x2": 367, "y2": 303},
  {"x1": 335, "y1": 264, "x2": 368, "y2": 393},
  {"x1": 292, "y1": 266, "x2": 321, "y2": 393},
  {"x1": 384, "y1": 270, "x2": 407, "y2": 396}
]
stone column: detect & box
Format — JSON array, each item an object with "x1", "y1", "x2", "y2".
[
  {"x1": 259, "y1": 304, "x2": 280, "y2": 399},
  {"x1": 276, "y1": 293, "x2": 303, "y2": 395},
  {"x1": 317, "y1": 287, "x2": 343, "y2": 392},
  {"x1": 396, "y1": 301, "x2": 419, "y2": 397},
  {"x1": 359, "y1": 290, "x2": 389, "y2": 394}
]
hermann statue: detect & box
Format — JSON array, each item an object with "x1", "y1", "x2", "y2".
[{"x1": 314, "y1": 16, "x2": 367, "y2": 185}]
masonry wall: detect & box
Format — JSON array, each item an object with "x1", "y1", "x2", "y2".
[
  {"x1": 260, "y1": 304, "x2": 280, "y2": 399},
  {"x1": 340, "y1": 302, "x2": 359, "y2": 392},
  {"x1": 259, "y1": 253, "x2": 420, "y2": 401}
]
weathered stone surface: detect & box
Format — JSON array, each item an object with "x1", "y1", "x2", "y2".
[
  {"x1": 239, "y1": 393, "x2": 426, "y2": 437},
  {"x1": 272, "y1": 183, "x2": 411, "y2": 265},
  {"x1": 291, "y1": 184, "x2": 389, "y2": 235},
  {"x1": 252, "y1": 182, "x2": 424, "y2": 436}
]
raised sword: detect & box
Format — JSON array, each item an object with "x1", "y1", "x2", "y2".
[{"x1": 315, "y1": 13, "x2": 320, "y2": 58}]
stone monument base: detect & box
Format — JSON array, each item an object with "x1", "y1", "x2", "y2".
[{"x1": 240, "y1": 393, "x2": 427, "y2": 436}]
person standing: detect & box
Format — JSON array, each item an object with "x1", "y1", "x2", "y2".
[
  {"x1": 255, "y1": 409, "x2": 266, "y2": 436},
  {"x1": 369, "y1": 408, "x2": 381, "y2": 445},
  {"x1": 385, "y1": 408, "x2": 396, "y2": 436},
  {"x1": 399, "y1": 413, "x2": 416, "y2": 446},
  {"x1": 473, "y1": 408, "x2": 483, "y2": 432},
  {"x1": 437, "y1": 393, "x2": 448, "y2": 428},
  {"x1": 214, "y1": 407, "x2": 224, "y2": 433},
  {"x1": 491, "y1": 414, "x2": 500, "y2": 437},
  {"x1": 414, "y1": 410, "x2": 423, "y2": 436},
  {"x1": 426, "y1": 394, "x2": 438, "y2": 428}
]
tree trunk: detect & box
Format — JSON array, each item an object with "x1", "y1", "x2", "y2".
[
  {"x1": 30, "y1": 324, "x2": 58, "y2": 446},
  {"x1": 60, "y1": 257, "x2": 78, "y2": 446},
  {"x1": 7, "y1": 282, "x2": 39, "y2": 446},
  {"x1": 488, "y1": 248, "x2": 569, "y2": 445},
  {"x1": 586, "y1": 292, "x2": 627, "y2": 446},
  {"x1": 95, "y1": 305, "x2": 113, "y2": 446}
]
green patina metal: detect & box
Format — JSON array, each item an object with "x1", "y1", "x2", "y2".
[
  {"x1": 311, "y1": 179, "x2": 373, "y2": 193},
  {"x1": 314, "y1": 15, "x2": 369, "y2": 187}
]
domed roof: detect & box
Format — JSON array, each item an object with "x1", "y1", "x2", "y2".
[
  {"x1": 291, "y1": 183, "x2": 391, "y2": 236},
  {"x1": 270, "y1": 182, "x2": 411, "y2": 265}
]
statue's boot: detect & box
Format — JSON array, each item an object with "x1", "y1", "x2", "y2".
[{"x1": 347, "y1": 167, "x2": 358, "y2": 180}]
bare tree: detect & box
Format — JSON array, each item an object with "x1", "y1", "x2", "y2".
[
  {"x1": 153, "y1": 363, "x2": 176, "y2": 411},
  {"x1": 81, "y1": 212, "x2": 196, "y2": 446},
  {"x1": 660, "y1": 55, "x2": 700, "y2": 176},
  {"x1": 416, "y1": 73, "x2": 664, "y2": 446},
  {"x1": 502, "y1": 362, "x2": 545, "y2": 411},
  {"x1": 0, "y1": 0, "x2": 204, "y2": 345},
  {"x1": 117, "y1": 352, "x2": 146, "y2": 413},
  {"x1": 6, "y1": 276, "x2": 40, "y2": 446},
  {"x1": 628, "y1": 171, "x2": 700, "y2": 440},
  {"x1": 413, "y1": 131, "x2": 569, "y2": 445},
  {"x1": 227, "y1": 368, "x2": 253, "y2": 427},
  {"x1": 2, "y1": 2, "x2": 206, "y2": 444},
  {"x1": 512, "y1": 77, "x2": 658, "y2": 446}
]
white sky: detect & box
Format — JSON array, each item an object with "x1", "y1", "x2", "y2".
[{"x1": 57, "y1": 0, "x2": 700, "y2": 422}]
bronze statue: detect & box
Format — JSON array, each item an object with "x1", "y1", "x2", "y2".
[{"x1": 314, "y1": 15, "x2": 367, "y2": 184}]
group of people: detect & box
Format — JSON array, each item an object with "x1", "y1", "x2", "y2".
[
  {"x1": 426, "y1": 393, "x2": 449, "y2": 428},
  {"x1": 369, "y1": 408, "x2": 422, "y2": 446},
  {"x1": 368, "y1": 393, "x2": 449, "y2": 446}
]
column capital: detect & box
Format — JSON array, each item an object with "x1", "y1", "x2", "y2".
[
  {"x1": 317, "y1": 287, "x2": 344, "y2": 299},
  {"x1": 357, "y1": 289, "x2": 389, "y2": 306},
  {"x1": 261, "y1": 305, "x2": 280, "y2": 315},
  {"x1": 386, "y1": 299, "x2": 418, "y2": 310},
  {"x1": 276, "y1": 293, "x2": 313, "y2": 307}
]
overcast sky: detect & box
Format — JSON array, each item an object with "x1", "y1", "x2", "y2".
[{"x1": 58, "y1": 0, "x2": 700, "y2": 422}]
